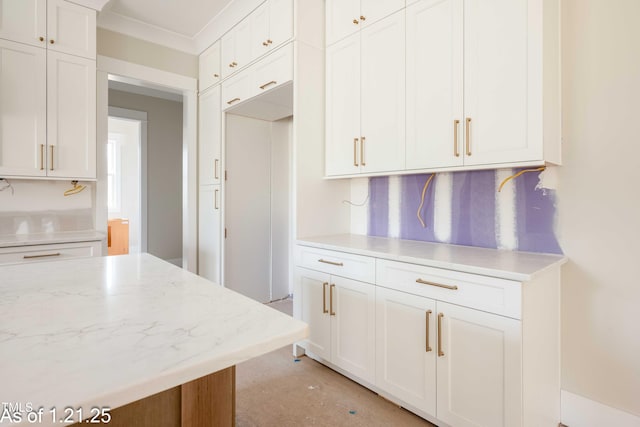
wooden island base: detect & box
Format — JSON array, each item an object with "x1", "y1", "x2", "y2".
[{"x1": 73, "y1": 366, "x2": 236, "y2": 427}]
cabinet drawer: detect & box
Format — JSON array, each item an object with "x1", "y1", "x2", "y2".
[
  {"x1": 221, "y1": 70, "x2": 251, "y2": 110},
  {"x1": 251, "y1": 43, "x2": 293, "y2": 96},
  {"x1": 377, "y1": 259, "x2": 521, "y2": 319},
  {"x1": 296, "y1": 246, "x2": 375, "y2": 284},
  {"x1": 0, "y1": 241, "x2": 101, "y2": 265}
]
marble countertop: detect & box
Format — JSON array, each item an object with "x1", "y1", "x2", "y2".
[
  {"x1": 0, "y1": 230, "x2": 105, "y2": 248},
  {"x1": 0, "y1": 254, "x2": 307, "y2": 426},
  {"x1": 297, "y1": 234, "x2": 566, "y2": 281}
]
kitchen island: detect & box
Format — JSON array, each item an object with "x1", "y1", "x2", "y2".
[{"x1": 0, "y1": 253, "x2": 307, "y2": 426}]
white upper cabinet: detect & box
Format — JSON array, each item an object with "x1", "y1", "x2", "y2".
[
  {"x1": 0, "y1": 39, "x2": 46, "y2": 177},
  {"x1": 326, "y1": 0, "x2": 405, "y2": 46},
  {"x1": 199, "y1": 85, "x2": 221, "y2": 185},
  {"x1": 0, "y1": 0, "x2": 46, "y2": 48},
  {"x1": 46, "y1": 51, "x2": 96, "y2": 179},
  {"x1": 47, "y1": 0, "x2": 96, "y2": 59},
  {"x1": 250, "y1": 0, "x2": 294, "y2": 62},
  {"x1": 221, "y1": 16, "x2": 251, "y2": 79},
  {"x1": 199, "y1": 41, "x2": 221, "y2": 92},
  {"x1": 406, "y1": 0, "x2": 463, "y2": 170}
]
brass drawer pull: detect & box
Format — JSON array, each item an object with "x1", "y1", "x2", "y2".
[
  {"x1": 453, "y1": 119, "x2": 460, "y2": 157},
  {"x1": 318, "y1": 259, "x2": 343, "y2": 267},
  {"x1": 259, "y1": 80, "x2": 277, "y2": 90},
  {"x1": 352, "y1": 19, "x2": 359, "y2": 25},
  {"x1": 416, "y1": 278, "x2": 458, "y2": 290},
  {"x1": 330, "y1": 284, "x2": 336, "y2": 316},
  {"x1": 227, "y1": 97, "x2": 241, "y2": 105},
  {"x1": 214, "y1": 158, "x2": 219, "y2": 179},
  {"x1": 24, "y1": 252, "x2": 61, "y2": 259},
  {"x1": 214, "y1": 189, "x2": 219, "y2": 210},
  {"x1": 40, "y1": 144, "x2": 44, "y2": 170},
  {"x1": 50, "y1": 145, "x2": 54, "y2": 171},
  {"x1": 465, "y1": 117, "x2": 472, "y2": 156},
  {"x1": 360, "y1": 136, "x2": 366, "y2": 166},
  {"x1": 438, "y1": 313, "x2": 444, "y2": 357},
  {"x1": 353, "y1": 138, "x2": 359, "y2": 166},
  {"x1": 322, "y1": 282, "x2": 329, "y2": 314},
  {"x1": 425, "y1": 310, "x2": 432, "y2": 352}
]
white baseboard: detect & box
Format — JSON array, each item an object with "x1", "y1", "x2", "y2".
[{"x1": 561, "y1": 390, "x2": 640, "y2": 427}]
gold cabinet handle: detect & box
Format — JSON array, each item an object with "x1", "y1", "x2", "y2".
[
  {"x1": 262, "y1": 41, "x2": 269, "y2": 46},
  {"x1": 329, "y1": 284, "x2": 336, "y2": 316},
  {"x1": 322, "y1": 282, "x2": 329, "y2": 314},
  {"x1": 267, "y1": 39, "x2": 272, "y2": 45},
  {"x1": 360, "y1": 136, "x2": 366, "y2": 166},
  {"x1": 49, "y1": 39, "x2": 55, "y2": 44},
  {"x1": 416, "y1": 278, "x2": 458, "y2": 290},
  {"x1": 425, "y1": 310, "x2": 433, "y2": 352},
  {"x1": 353, "y1": 18, "x2": 359, "y2": 25},
  {"x1": 259, "y1": 80, "x2": 277, "y2": 90},
  {"x1": 437, "y1": 313, "x2": 444, "y2": 357},
  {"x1": 353, "y1": 138, "x2": 359, "y2": 166},
  {"x1": 214, "y1": 159, "x2": 219, "y2": 180},
  {"x1": 214, "y1": 73, "x2": 219, "y2": 78},
  {"x1": 453, "y1": 119, "x2": 460, "y2": 157},
  {"x1": 227, "y1": 97, "x2": 240, "y2": 105},
  {"x1": 465, "y1": 117, "x2": 472, "y2": 156},
  {"x1": 49, "y1": 145, "x2": 54, "y2": 171},
  {"x1": 40, "y1": 144, "x2": 44, "y2": 170},
  {"x1": 360, "y1": 15, "x2": 366, "y2": 21},
  {"x1": 229, "y1": 62, "x2": 237, "y2": 68},
  {"x1": 214, "y1": 189, "x2": 219, "y2": 210},
  {"x1": 318, "y1": 258, "x2": 343, "y2": 267},
  {"x1": 39, "y1": 36, "x2": 44, "y2": 42},
  {"x1": 24, "y1": 252, "x2": 61, "y2": 259}
]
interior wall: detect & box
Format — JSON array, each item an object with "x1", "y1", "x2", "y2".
[
  {"x1": 97, "y1": 28, "x2": 198, "y2": 79},
  {"x1": 559, "y1": 0, "x2": 640, "y2": 416},
  {"x1": 108, "y1": 89, "x2": 183, "y2": 263}
]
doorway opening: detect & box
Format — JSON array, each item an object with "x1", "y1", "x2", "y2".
[{"x1": 107, "y1": 108, "x2": 147, "y2": 256}]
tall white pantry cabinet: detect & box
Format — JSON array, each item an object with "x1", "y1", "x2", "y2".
[{"x1": 0, "y1": 0, "x2": 96, "y2": 179}]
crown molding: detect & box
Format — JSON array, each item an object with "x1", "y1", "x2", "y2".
[
  {"x1": 65, "y1": 0, "x2": 110, "y2": 11},
  {"x1": 98, "y1": 11, "x2": 198, "y2": 54},
  {"x1": 193, "y1": 0, "x2": 262, "y2": 53}
]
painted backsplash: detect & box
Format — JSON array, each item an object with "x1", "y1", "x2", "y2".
[
  {"x1": 366, "y1": 168, "x2": 562, "y2": 254},
  {"x1": 0, "y1": 180, "x2": 94, "y2": 235}
]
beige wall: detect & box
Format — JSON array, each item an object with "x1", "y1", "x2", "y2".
[
  {"x1": 98, "y1": 28, "x2": 198, "y2": 78},
  {"x1": 108, "y1": 89, "x2": 183, "y2": 263},
  {"x1": 559, "y1": 0, "x2": 640, "y2": 416}
]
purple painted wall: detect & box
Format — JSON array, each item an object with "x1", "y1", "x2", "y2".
[{"x1": 368, "y1": 169, "x2": 562, "y2": 255}]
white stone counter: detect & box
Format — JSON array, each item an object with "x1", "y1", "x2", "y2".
[
  {"x1": 0, "y1": 254, "x2": 307, "y2": 426},
  {"x1": 297, "y1": 234, "x2": 566, "y2": 281}
]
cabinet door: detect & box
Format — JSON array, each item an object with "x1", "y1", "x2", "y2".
[
  {"x1": 0, "y1": 39, "x2": 46, "y2": 177},
  {"x1": 331, "y1": 276, "x2": 375, "y2": 384},
  {"x1": 325, "y1": 34, "x2": 360, "y2": 176},
  {"x1": 326, "y1": 0, "x2": 360, "y2": 46},
  {"x1": 222, "y1": 17, "x2": 252, "y2": 79},
  {"x1": 406, "y1": 0, "x2": 463, "y2": 170},
  {"x1": 198, "y1": 185, "x2": 222, "y2": 284},
  {"x1": 199, "y1": 86, "x2": 222, "y2": 186},
  {"x1": 268, "y1": 0, "x2": 293, "y2": 49},
  {"x1": 360, "y1": 11, "x2": 405, "y2": 174},
  {"x1": 375, "y1": 287, "x2": 436, "y2": 416},
  {"x1": 436, "y1": 301, "x2": 522, "y2": 427},
  {"x1": 0, "y1": 0, "x2": 46, "y2": 47},
  {"x1": 360, "y1": 0, "x2": 405, "y2": 29},
  {"x1": 463, "y1": 0, "x2": 541, "y2": 165},
  {"x1": 199, "y1": 41, "x2": 221, "y2": 92},
  {"x1": 47, "y1": 51, "x2": 96, "y2": 179},
  {"x1": 47, "y1": 0, "x2": 96, "y2": 60},
  {"x1": 250, "y1": 2, "x2": 270, "y2": 61},
  {"x1": 251, "y1": 43, "x2": 293, "y2": 96},
  {"x1": 295, "y1": 267, "x2": 331, "y2": 361}
]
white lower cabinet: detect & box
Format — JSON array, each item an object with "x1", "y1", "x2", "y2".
[
  {"x1": 295, "y1": 266, "x2": 375, "y2": 384},
  {"x1": 198, "y1": 185, "x2": 221, "y2": 284},
  {"x1": 0, "y1": 240, "x2": 102, "y2": 265}
]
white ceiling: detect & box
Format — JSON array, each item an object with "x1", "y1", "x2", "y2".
[{"x1": 98, "y1": 0, "x2": 256, "y2": 53}]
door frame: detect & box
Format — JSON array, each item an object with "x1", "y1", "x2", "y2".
[
  {"x1": 107, "y1": 107, "x2": 148, "y2": 253},
  {"x1": 96, "y1": 56, "x2": 198, "y2": 271}
]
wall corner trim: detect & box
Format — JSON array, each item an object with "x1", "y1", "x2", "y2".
[{"x1": 561, "y1": 390, "x2": 640, "y2": 427}]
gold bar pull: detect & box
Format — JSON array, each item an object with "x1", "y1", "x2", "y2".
[
  {"x1": 322, "y1": 282, "x2": 329, "y2": 314},
  {"x1": 453, "y1": 120, "x2": 460, "y2": 157},
  {"x1": 360, "y1": 15, "x2": 366, "y2": 21},
  {"x1": 50, "y1": 145, "x2": 54, "y2": 171},
  {"x1": 360, "y1": 136, "x2": 366, "y2": 166},
  {"x1": 227, "y1": 97, "x2": 240, "y2": 105},
  {"x1": 24, "y1": 252, "x2": 61, "y2": 259},
  {"x1": 465, "y1": 117, "x2": 472, "y2": 156},
  {"x1": 330, "y1": 284, "x2": 336, "y2": 316},
  {"x1": 262, "y1": 41, "x2": 269, "y2": 47},
  {"x1": 318, "y1": 259, "x2": 343, "y2": 267},
  {"x1": 437, "y1": 313, "x2": 444, "y2": 357},
  {"x1": 416, "y1": 278, "x2": 458, "y2": 290},
  {"x1": 214, "y1": 159, "x2": 219, "y2": 180},
  {"x1": 214, "y1": 189, "x2": 219, "y2": 210},
  {"x1": 425, "y1": 310, "x2": 433, "y2": 352},
  {"x1": 353, "y1": 138, "x2": 359, "y2": 167},
  {"x1": 259, "y1": 80, "x2": 277, "y2": 90},
  {"x1": 40, "y1": 144, "x2": 44, "y2": 170},
  {"x1": 352, "y1": 18, "x2": 359, "y2": 25}
]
